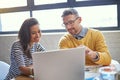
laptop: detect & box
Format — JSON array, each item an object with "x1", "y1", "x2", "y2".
[{"x1": 32, "y1": 47, "x2": 85, "y2": 80}]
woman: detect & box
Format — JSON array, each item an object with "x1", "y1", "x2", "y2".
[{"x1": 5, "y1": 18, "x2": 45, "y2": 80}]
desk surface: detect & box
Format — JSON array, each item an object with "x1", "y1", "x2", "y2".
[{"x1": 85, "y1": 60, "x2": 120, "y2": 80}]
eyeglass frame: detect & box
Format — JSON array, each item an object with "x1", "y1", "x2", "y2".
[{"x1": 62, "y1": 17, "x2": 79, "y2": 27}]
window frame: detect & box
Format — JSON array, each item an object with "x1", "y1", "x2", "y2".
[{"x1": 0, "y1": 0, "x2": 120, "y2": 34}]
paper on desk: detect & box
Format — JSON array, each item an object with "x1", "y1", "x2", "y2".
[
  {"x1": 115, "y1": 64, "x2": 120, "y2": 71},
  {"x1": 85, "y1": 65, "x2": 102, "y2": 73}
]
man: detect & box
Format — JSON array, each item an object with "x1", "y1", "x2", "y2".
[{"x1": 58, "y1": 8, "x2": 111, "y2": 66}]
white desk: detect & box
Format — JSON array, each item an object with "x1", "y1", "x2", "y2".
[{"x1": 85, "y1": 60, "x2": 120, "y2": 80}]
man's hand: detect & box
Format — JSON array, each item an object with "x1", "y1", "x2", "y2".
[{"x1": 78, "y1": 45, "x2": 99, "y2": 60}]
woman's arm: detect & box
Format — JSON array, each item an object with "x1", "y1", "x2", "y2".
[{"x1": 19, "y1": 65, "x2": 34, "y2": 76}]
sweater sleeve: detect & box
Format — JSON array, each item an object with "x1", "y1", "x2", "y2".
[{"x1": 94, "y1": 31, "x2": 111, "y2": 66}]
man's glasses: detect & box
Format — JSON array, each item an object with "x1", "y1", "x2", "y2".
[{"x1": 62, "y1": 17, "x2": 79, "y2": 27}]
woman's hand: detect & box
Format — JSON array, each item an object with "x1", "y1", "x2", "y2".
[{"x1": 19, "y1": 65, "x2": 34, "y2": 76}]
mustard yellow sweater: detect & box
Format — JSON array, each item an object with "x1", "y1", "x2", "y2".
[{"x1": 58, "y1": 29, "x2": 111, "y2": 66}]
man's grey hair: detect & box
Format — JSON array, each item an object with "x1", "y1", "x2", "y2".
[{"x1": 61, "y1": 8, "x2": 79, "y2": 17}]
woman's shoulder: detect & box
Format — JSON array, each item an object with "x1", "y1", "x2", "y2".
[
  {"x1": 11, "y1": 40, "x2": 22, "y2": 48},
  {"x1": 12, "y1": 40, "x2": 20, "y2": 45}
]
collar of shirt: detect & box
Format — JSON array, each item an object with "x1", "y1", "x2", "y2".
[{"x1": 73, "y1": 27, "x2": 88, "y2": 40}]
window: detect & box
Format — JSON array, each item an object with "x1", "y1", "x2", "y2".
[
  {"x1": 76, "y1": 0, "x2": 89, "y2": 1},
  {"x1": 75, "y1": 5, "x2": 117, "y2": 28},
  {"x1": 0, "y1": 0, "x2": 27, "y2": 8},
  {"x1": 34, "y1": 0, "x2": 67, "y2": 5},
  {"x1": 0, "y1": 0, "x2": 119, "y2": 33},
  {"x1": 0, "y1": 12, "x2": 30, "y2": 31},
  {"x1": 33, "y1": 8, "x2": 68, "y2": 30},
  {"x1": 33, "y1": 5, "x2": 117, "y2": 30}
]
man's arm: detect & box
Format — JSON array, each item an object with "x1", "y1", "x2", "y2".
[{"x1": 92, "y1": 31, "x2": 111, "y2": 66}]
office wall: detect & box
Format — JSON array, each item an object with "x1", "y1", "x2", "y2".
[{"x1": 0, "y1": 31, "x2": 120, "y2": 64}]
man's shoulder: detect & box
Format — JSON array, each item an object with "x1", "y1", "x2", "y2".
[
  {"x1": 87, "y1": 29, "x2": 104, "y2": 39},
  {"x1": 89, "y1": 28, "x2": 99, "y2": 32},
  {"x1": 59, "y1": 33, "x2": 74, "y2": 42},
  {"x1": 62, "y1": 33, "x2": 73, "y2": 38},
  {"x1": 88, "y1": 28, "x2": 101, "y2": 34}
]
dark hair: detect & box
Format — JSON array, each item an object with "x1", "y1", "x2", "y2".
[
  {"x1": 61, "y1": 8, "x2": 79, "y2": 17},
  {"x1": 18, "y1": 18, "x2": 39, "y2": 58}
]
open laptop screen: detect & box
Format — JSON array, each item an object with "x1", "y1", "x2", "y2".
[{"x1": 32, "y1": 47, "x2": 85, "y2": 80}]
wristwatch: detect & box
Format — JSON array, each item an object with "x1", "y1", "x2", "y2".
[{"x1": 93, "y1": 52, "x2": 99, "y2": 61}]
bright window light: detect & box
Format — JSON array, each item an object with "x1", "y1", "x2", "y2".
[
  {"x1": 76, "y1": 0, "x2": 89, "y2": 1},
  {"x1": 34, "y1": 0, "x2": 67, "y2": 5},
  {"x1": 33, "y1": 5, "x2": 117, "y2": 30},
  {"x1": 75, "y1": 5, "x2": 117, "y2": 28},
  {"x1": 33, "y1": 8, "x2": 69, "y2": 30},
  {"x1": 0, "y1": 5, "x2": 117, "y2": 32},
  {"x1": 0, "y1": 12, "x2": 30, "y2": 31},
  {"x1": 0, "y1": 0, "x2": 27, "y2": 8}
]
